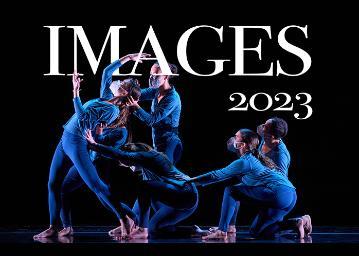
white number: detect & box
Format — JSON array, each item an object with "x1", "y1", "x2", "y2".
[
  {"x1": 229, "y1": 93, "x2": 248, "y2": 111},
  {"x1": 273, "y1": 93, "x2": 293, "y2": 111},
  {"x1": 228, "y1": 92, "x2": 313, "y2": 120},
  {"x1": 249, "y1": 93, "x2": 273, "y2": 111},
  {"x1": 294, "y1": 93, "x2": 313, "y2": 119}
]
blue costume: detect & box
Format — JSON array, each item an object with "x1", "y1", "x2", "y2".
[
  {"x1": 191, "y1": 152, "x2": 296, "y2": 238},
  {"x1": 91, "y1": 143, "x2": 198, "y2": 235},
  {"x1": 134, "y1": 86, "x2": 182, "y2": 164},
  {"x1": 48, "y1": 60, "x2": 136, "y2": 227},
  {"x1": 258, "y1": 140, "x2": 290, "y2": 176},
  {"x1": 228, "y1": 139, "x2": 291, "y2": 226},
  {"x1": 60, "y1": 127, "x2": 128, "y2": 227}
]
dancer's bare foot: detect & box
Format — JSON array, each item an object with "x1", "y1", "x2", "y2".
[
  {"x1": 226, "y1": 232, "x2": 237, "y2": 243},
  {"x1": 303, "y1": 215, "x2": 312, "y2": 235},
  {"x1": 33, "y1": 226, "x2": 57, "y2": 239},
  {"x1": 209, "y1": 225, "x2": 236, "y2": 234},
  {"x1": 192, "y1": 225, "x2": 211, "y2": 236},
  {"x1": 295, "y1": 218, "x2": 305, "y2": 239},
  {"x1": 128, "y1": 227, "x2": 148, "y2": 239},
  {"x1": 108, "y1": 225, "x2": 122, "y2": 236},
  {"x1": 58, "y1": 227, "x2": 74, "y2": 237},
  {"x1": 202, "y1": 230, "x2": 227, "y2": 240},
  {"x1": 120, "y1": 215, "x2": 135, "y2": 238}
]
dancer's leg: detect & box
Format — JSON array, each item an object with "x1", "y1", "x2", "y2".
[
  {"x1": 34, "y1": 139, "x2": 72, "y2": 239},
  {"x1": 249, "y1": 186, "x2": 297, "y2": 238},
  {"x1": 63, "y1": 134, "x2": 136, "y2": 235},
  {"x1": 60, "y1": 166, "x2": 84, "y2": 228}
]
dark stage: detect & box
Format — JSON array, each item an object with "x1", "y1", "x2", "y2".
[
  {"x1": 2, "y1": 3, "x2": 358, "y2": 256},
  {"x1": 1, "y1": 226, "x2": 358, "y2": 256}
]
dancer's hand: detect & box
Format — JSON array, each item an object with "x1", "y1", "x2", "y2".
[
  {"x1": 120, "y1": 53, "x2": 151, "y2": 64},
  {"x1": 95, "y1": 123, "x2": 106, "y2": 135},
  {"x1": 126, "y1": 96, "x2": 140, "y2": 109},
  {"x1": 72, "y1": 71, "x2": 83, "y2": 92},
  {"x1": 86, "y1": 130, "x2": 97, "y2": 145}
]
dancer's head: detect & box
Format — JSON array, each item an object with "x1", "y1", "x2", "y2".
[
  {"x1": 110, "y1": 78, "x2": 141, "y2": 97},
  {"x1": 121, "y1": 142, "x2": 153, "y2": 152},
  {"x1": 257, "y1": 117, "x2": 288, "y2": 144},
  {"x1": 108, "y1": 79, "x2": 141, "y2": 128},
  {"x1": 149, "y1": 62, "x2": 178, "y2": 88},
  {"x1": 227, "y1": 129, "x2": 277, "y2": 169}
]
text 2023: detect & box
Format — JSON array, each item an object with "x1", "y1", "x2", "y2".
[{"x1": 229, "y1": 92, "x2": 312, "y2": 120}]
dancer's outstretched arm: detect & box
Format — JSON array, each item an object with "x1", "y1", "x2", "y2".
[
  {"x1": 86, "y1": 130, "x2": 141, "y2": 165},
  {"x1": 93, "y1": 124, "x2": 128, "y2": 149},
  {"x1": 101, "y1": 53, "x2": 151, "y2": 99},
  {"x1": 139, "y1": 87, "x2": 158, "y2": 101},
  {"x1": 127, "y1": 95, "x2": 178, "y2": 127},
  {"x1": 188, "y1": 158, "x2": 250, "y2": 186}
]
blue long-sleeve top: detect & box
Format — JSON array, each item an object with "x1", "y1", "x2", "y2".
[
  {"x1": 90, "y1": 127, "x2": 128, "y2": 161},
  {"x1": 64, "y1": 97, "x2": 119, "y2": 137},
  {"x1": 259, "y1": 140, "x2": 291, "y2": 176},
  {"x1": 100, "y1": 59, "x2": 122, "y2": 100},
  {"x1": 191, "y1": 153, "x2": 295, "y2": 189},
  {"x1": 63, "y1": 60, "x2": 124, "y2": 137},
  {"x1": 134, "y1": 87, "x2": 181, "y2": 141},
  {"x1": 91, "y1": 143, "x2": 191, "y2": 187}
]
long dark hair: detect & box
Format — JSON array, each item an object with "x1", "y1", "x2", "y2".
[
  {"x1": 107, "y1": 78, "x2": 141, "y2": 131},
  {"x1": 239, "y1": 129, "x2": 277, "y2": 169}
]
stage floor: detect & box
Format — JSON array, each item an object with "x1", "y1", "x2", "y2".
[
  {"x1": 1, "y1": 226, "x2": 358, "y2": 256},
  {"x1": 1, "y1": 226, "x2": 359, "y2": 244}
]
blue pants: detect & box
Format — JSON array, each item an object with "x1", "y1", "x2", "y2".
[
  {"x1": 218, "y1": 183, "x2": 296, "y2": 238},
  {"x1": 229, "y1": 202, "x2": 240, "y2": 226},
  {"x1": 154, "y1": 133, "x2": 182, "y2": 164},
  {"x1": 134, "y1": 181, "x2": 198, "y2": 235},
  {"x1": 48, "y1": 131, "x2": 134, "y2": 226},
  {"x1": 60, "y1": 164, "x2": 135, "y2": 227}
]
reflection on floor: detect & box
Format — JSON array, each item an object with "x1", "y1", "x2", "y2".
[{"x1": 1, "y1": 226, "x2": 359, "y2": 244}]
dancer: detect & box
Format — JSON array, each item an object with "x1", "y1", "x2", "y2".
[
  {"x1": 257, "y1": 117, "x2": 311, "y2": 235},
  {"x1": 58, "y1": 56, "x2": 144, "y2": 236},
  {"x1": 85, "y1": 131, "x2": 198, "y2": 239},
  {"x1": 187, "y1": 129, "x2": 298, "y2": 240},
  {"x1": 58, "y1": 124, "x2": 129, "y2": 237},
  {"x1": 58, "y1": 56, "x2": 143, "y2": 236},
  {"x1": 211, "y1": 117, "x2": 311, "y2": 235},
  {"x1": 34, "y1": 53, "x2": 149, "y2": 239},
  {"x1": 128, "y1": 62, "x2": 182, "y2": 164},
  {"x1": 125, "y1": 62, "x2": 184, "y2": 236}
]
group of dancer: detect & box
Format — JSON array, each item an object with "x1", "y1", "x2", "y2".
[{"x1": 34, "y1": 52, "x2": 312, "y2": 241}]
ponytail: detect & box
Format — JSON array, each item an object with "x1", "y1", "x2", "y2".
[
  {"x1": 238, "y1": 128, "x2": 278, "y2": 170},
  {"x1": 250, "y1": 148, "x2": 277, "y2": 169},
  {"x1": 107, "y1": 78, "x2": 141, "y2": 129}
]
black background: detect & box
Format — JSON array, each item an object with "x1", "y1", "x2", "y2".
[{"x1": 2, "y1": 2, "x2": 357, "y2": 229}]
